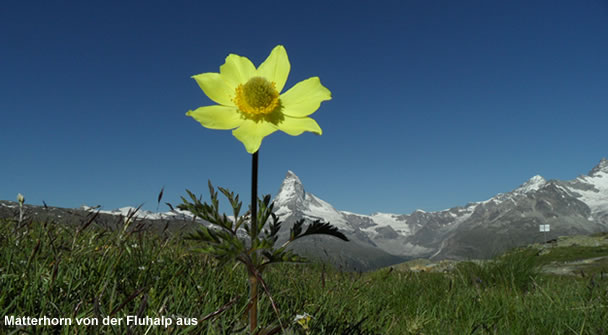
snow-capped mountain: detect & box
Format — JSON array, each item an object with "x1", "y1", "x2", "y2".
[
  {"x1": 274, "y1": 171, "x2": 351, "y2": 231},
  {"x1": 272, "y1": 171, "x2": 407, "y2": 270},
  {"x1": 273, "y1": 159, "x2": 608, "y2": 261},
  {"x1": 559, "y1": 159, "x2": 608, "y2": 220},
  {"x1": 80, "y1": 205, "x2": 194, "y2": 221}
]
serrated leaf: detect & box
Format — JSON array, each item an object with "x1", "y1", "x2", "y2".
[
  {"x1": 299, "y1": 220, "x2": 349, "y2": 241},
  {"x1": 290, "y1": 219, "x2": 304, "y2": 241}
]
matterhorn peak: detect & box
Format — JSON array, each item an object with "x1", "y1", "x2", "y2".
[
  {"x1": 285, "y1": 170, "x2": 301, "y2": 182},
  {"x1": 589, "y1": 158, "x2": 608, "y2": 176},
  {"x1": 274, "y1": 170, "x2": 306, "y2": 206},
  {"x1": 515, "y1": 175, "x2": 547, "y2": 193}
]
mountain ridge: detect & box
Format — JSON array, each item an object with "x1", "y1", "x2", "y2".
[{"x1": 273, "y1": 158, "x2": 608, "y2": 262}]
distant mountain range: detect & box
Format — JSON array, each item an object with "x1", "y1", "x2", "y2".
[
  {"x1": 271, "y1": 158, "x2": 608, "y2": 266},
  {"x1": 2, "y1": 158, "x2": 607, "y2": 271}
]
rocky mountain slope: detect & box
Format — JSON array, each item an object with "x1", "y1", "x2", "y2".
[{"x1": 272, "y1": 158, "x2": 608, "y2": 262}]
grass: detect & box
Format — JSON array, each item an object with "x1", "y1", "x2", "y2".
[
  {"x1": 1, "y1": 213, "x2": 608, "y2": 334},
  {"x1": 537, "y1": 245, "x2": 608, "y2": 263}
]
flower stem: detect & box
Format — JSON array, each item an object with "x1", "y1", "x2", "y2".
[
  {"x1": 249, "y1": 150, "x2": 259, "y2": 333},
  {"x1": 251, "y1": 150, "x2": 258, "y2": 238},
  {"x1": 249, "y1": 274, "x2": 258, "y2": 332}
]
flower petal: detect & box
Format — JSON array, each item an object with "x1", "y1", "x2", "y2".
[
  {"x1": 186, "y1": 105, "x2": 244, "y2": 130},
  {"x1": 257, "y1": 45, "x2": 290, "y2": 93},
  {"x1": 275, "y1": 116, "x2": 322, "y2": 136},
  {"x1": 232, "y1": 120, "x2": 277, "y2": 154},
  {"x1": 219, "y1": 53, "x2": 256, "y2": 89},
  {"x1": 280, "y1": 77, "x2": 331, "y2": 117},
  {"x1": 191, "y1": 72, "x2": 234, "y2": 106}
]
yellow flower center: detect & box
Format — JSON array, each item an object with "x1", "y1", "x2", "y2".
[{"x1": 233, "y1": 77, "x2": 280, "y2": 116}]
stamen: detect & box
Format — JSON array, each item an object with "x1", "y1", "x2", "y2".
[{"x1": 233, "y1": 77, "x2": 280, "y2": 116}]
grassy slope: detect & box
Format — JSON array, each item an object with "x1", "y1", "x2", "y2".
[{"x1": 1, "y1": 216, "x2": 608, "y2": 334}]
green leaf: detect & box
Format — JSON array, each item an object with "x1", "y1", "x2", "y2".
[
  {"x1": 290, "y1": 219, "x2": 304, "y2": 241},
  {"x1": 293, "y1": 219, "x2": 349, "y2": 242},
  {"x1": 186, "y1": 226, "x2": 221, "y2": 244},
  {"x1": 179, "y1": 184, "x2": 348, "y2": 277}
]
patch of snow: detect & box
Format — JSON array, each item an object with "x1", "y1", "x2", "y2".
[
  {"x1": 81, "y1": 205, "x2": 100, "y2": 211},
  {"x1": 302, "y1": 194, "x2": 350, "y2": 230},
  {"x1": 431, "y1": 240, "x2": 448, "y2": 259},
  {"x1": 370, "y1": 212, "x2": 411, "y2": 235},
  {"x1": 572, "y1": 171, "x2": 608, "y2": 214},
  {"x1": 274, "y1": 205, "x2": 290, "y2": 216},
  {"x1": 450, "y1": 208, "x2": 474, "y2": 227},
  {"x1": 81, "y1": 205, "x2": 195, "y2": 221},
  {"x1": 554, "y1": 184, "x2": 572, "y2": 194},
  {"x1": 478, "y1": 196, "x2": 498, "y2": 205},
  {"x1": 467, "y1": 175, "x2": 545, "y2": 208},
  {"x1": 515, "y1": 175, "x2": 547, "y2": 194},
  {"x1": 341, "y1": 210, "x2": 363, "y2": 216}
]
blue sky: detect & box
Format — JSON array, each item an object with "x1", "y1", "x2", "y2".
[{"x1": 1, "y1": 1, "x2": 607, "y2": 215}]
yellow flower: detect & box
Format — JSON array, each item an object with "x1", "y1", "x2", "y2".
[
  {"x1": 294, "y1": 313, "x2": 312, "y2": 333},
  {"x1": 187, "y1": 45, "x2": 331, "y2": 154}
]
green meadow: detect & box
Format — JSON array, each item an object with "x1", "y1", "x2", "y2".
[{"x1": 1, "y1": 214, "x2": 608, "y2": 334}]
